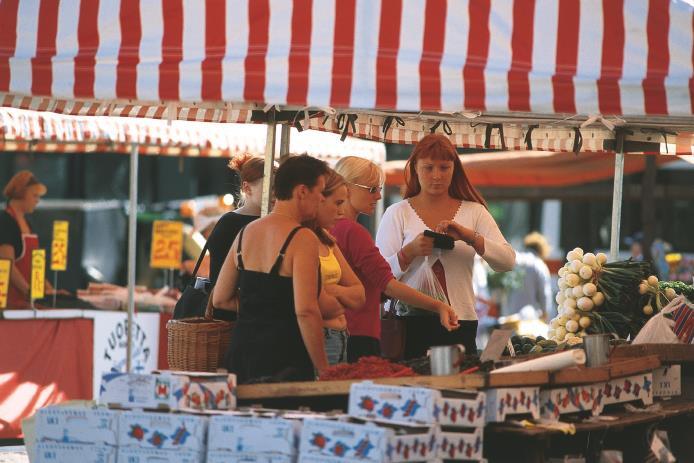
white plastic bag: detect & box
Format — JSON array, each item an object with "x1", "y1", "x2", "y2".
[
  {"x1": 632, "y1": 296, "x2": 685, "y2": 344},
  {"x1": 394, "y1": 255, "x2": 450, "y2": 316}
]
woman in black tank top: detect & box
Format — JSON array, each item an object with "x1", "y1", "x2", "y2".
[{"x1": 213, "y1": 155, "x2": 331, "y2": 383}]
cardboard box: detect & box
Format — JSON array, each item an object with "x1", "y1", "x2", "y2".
[
  {"x1": 117, "y1": 447, "x2": 204, "y2": 463},
  {"x1": 653, "y1": 365, "x2": 682, "y2": 397},
  {"x1": 35, "y1": 443, "x2": 117, "y2": 463},
  {"x1": 161, "y1": 371, "x2": 237, "y2": 411},
  {"x1": 349, "y1": 382, "x2": 486, "y2": 427},
  {"x1": 118, "y1": 411, "x2": 207, "y2": 452},
  {"x1": 436, "y1": 427, "x2": 484, "y2": 461},
  {"x1": 206, "y1": 451, "x2": 294, "y2": 463},
  {"x1": 299, "y1": 418, "x2": 436, "y2": 463},
  {"x1": 98, "y1": 372, "x2": 184, "y2": 410},
  {"x1": 34, "y1": 406, "x2": 120, "y2": 446},
  {"x1": 485, "y1": 387, "x2": 540, "y2": 422},
  {"x1": 601, "y1": 373, "x2": 654, "y2": 406},
  {"x1": 540, "y1": 385, "x2": 604, "y2": 419},
  {"x1": 207, "y1": 413, "x2": 300, "y2": 456}
]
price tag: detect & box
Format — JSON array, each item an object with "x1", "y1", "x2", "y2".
[
  {"x1": 51, "y1": 220, "x2": 69, "y2": 271},
  {"x1": 0, "y1": 259, "x2": 10, "y2": 309},
  {"x1": 31, "y1": 249, "x2": 46, "y2": 300},
  {"x1": 150, "y1": 220, "x2": 184, "y2": 269}
]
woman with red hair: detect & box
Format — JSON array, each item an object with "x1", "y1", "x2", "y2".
[{"x1": 376, "y1": 134, "x2": 516, "y2": 358}]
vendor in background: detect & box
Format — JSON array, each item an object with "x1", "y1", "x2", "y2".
[
  {"x1": 504, "y1": 232, "x2": 553, "y2": 319},
  {"x1": 0, "y1": 171, "x2": 66, "y2": 308},
  {"x1": 214, "y1": 155, "x2": 330, "y2": 382},
  {"x1": 376, "y1": 134, "x2": 515, "y2": 359},
  {"x1": 206, "y1": 155, "x2": 273, "y2": 320},
  {"x1": 304, "y1": 170, "x2": 366, "y2": 365},
  {"x1": 333, "y1": 156, "x2": 459, "y2": 363}
]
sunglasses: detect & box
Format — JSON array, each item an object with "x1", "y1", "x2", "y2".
[{"x1": 351, "y1": 182, "x2": 383, "y2": 194}]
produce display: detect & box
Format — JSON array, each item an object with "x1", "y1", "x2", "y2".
[
  {"x1": 319, "y1": 356, "x2": 415, "y2": 381},
  {"x1": 549, "y1": 248, "x2": 653, "y2": 343}
]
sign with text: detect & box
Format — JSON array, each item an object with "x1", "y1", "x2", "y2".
[
  {"x1": 0, "y1": 259, "x2": 10, "y2": 308},
  {"x1": 150, "y1": 221, "x2": 183, "y2": 269},
  {"x1": 31, "y1": 249, "x2": 46, "y2": 300},
  {"x1": 50, "y1": 220, "x2": 69, "y2": 271}
]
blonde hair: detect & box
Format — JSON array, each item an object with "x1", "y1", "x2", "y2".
[
  {"x1": 333, "y1": 156, "x2": 384, "y2": 187},
  {"x1": 3, "y1": 170, "x2": 47, "y2": 200},
  {"x1": 524, "y1": 232, "x2": 551, "y2": 260}
]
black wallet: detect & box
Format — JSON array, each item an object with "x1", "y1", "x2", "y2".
[{"x1": 424, "y1": 230, "x2": 455, "y2": 250}]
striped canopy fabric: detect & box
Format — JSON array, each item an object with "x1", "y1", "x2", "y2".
[
  {"x1": 1, "y1": 0, "x2": 693, "y2": 118},
  {"x1": 1, "y1": 0, "x2": 694, "y2": 155}
]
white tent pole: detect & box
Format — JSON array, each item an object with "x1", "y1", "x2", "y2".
[
  {"x1": 609, "y1": 139, "x2": 625, "y2": 262},
  {"x1": 279, "y1": 123, "x2": 291, "y2": 164},
  {"x1": 126, "y1": 143, "x2": 139, "y2": 372},
  {"x1": 261, "y1": 115, "x2": 277, "y2": 217}
]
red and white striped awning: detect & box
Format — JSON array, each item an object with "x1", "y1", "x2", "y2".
[
  {"x1": 0, "y1": 107, "x2": 386, "y2": 163},
  {"x1": 1, "y1": 0, "x2": 694, "y2": 119}
]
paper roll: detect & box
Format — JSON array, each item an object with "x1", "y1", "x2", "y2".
[{"x1": 490, "y1": 349, "x2": 586, "y2": 374}]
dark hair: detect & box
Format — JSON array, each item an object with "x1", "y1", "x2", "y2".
[
  {"x1": 228, "y1": 154, "x2": 266, "y2": 183},
  {"x1": 404, "y1": 134, "x2": 487, "y2": 208},
  {"x1": 304, "y1": 169, "x2": 346, "y2": 245},
  {"x1": 274, "y1": 154, "x2": 329, "y2": 201}
]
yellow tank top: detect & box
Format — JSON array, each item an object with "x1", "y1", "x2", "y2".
[{"x1": 319, "y1": 246, "x2": 342, "y2": 286}]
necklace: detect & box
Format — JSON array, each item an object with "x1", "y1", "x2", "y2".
[{"x1": 271, "y1": 210, "x2": 300, "y2": 222}]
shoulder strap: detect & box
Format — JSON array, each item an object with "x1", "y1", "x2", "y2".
[
  {"x1": 236, "y1": 226, "x2": 247, "y2": 270},
  {"x1": 270, "y1": 226, "x2": 304, "y2": 275},
  {"x1": 190, "y1": 218, "x2": 223, "y2": 280}
]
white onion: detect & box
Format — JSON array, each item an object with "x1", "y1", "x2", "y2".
[
  {"x1": 556, "y1": 326, "x2": 567, "y2": 339},
  {"x1": 558, "y1": 267, "x2": 567, "y2": 278},
  {"x1": 579, "y1": 316, "x2": 591, "y2": 328},
  {"x1": 565, "y1": 274, "x2": 580, "y2": 288},
  {"x1": 550, "y1": 318, "x2": 560, "y2": 328},
  {"x1": 563, "y1": 298, "x2": 577, "y2": 310},
  {"x1": 557, "y1": 315, "x2": 568, "y2": 326},
  {"x1": 572, "y1": 286, "x2": 585, "y2": 299},
  {"x1": 582, "y1": 283, "x2": 597, "y2": 297},
  {"x1": 582, "y1": 253, "x2": 597, "y2": 267},
  {"x1": 665, "y1": 288, "x2": 677, "y2": 300},
  {"x1": 596, "y1": 252, "x2": 608, "y2": 265},
  {"x1": 573, "y1": 247, "x2": 584, "y2": 257},
  {"x1": 572, "y1": 313, "x2": 581, "y2": 321},
  {"x1": 566, "y1": 251, "x2": 579, "y2": 262},
  {"x1": 565, "y1": 320, "x2": 579, "y2": 333},
  {"x1": 565, "y1": 288, "x2": 574, "y2": 299},
  {"x1": 556, "y1": 292, "x2": 565, "y2": 304},
  {"x1": 563, "y1": 307, "x2": 576, "y2": 318},
  {"x1": 569, "y1": 260, "x2": 583, "y2": 274},
  {"x1": 643, "y1": 305, "x2": 654, "y2": 315},
  {"x1": 638, "y1": 283, "x2": 649, "y2": 295},
  {"x1": 558, "y1": 279, "x2": 568, "y2": 290},
  {"x1": 579, "y1": 265, "x2": 593, "y2": 280},
  {"x1": 592, "y1": 292, "x2": 605, "y2": 306},
  {"x1": 577, "y1": 296, "x2": 594, "y2": 311},
  {"x1": 647, "y1": 275, "x2": 659, "y2": 287}
]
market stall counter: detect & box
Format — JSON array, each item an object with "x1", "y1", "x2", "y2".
[{"x1": 0, "y1": 309, "x2": 169, "y2": 439}]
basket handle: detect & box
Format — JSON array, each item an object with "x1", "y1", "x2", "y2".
[{"x1": 204, "y1": 287, "x2": 215, "y2": 320}]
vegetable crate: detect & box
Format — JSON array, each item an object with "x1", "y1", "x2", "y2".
[
  {"x1": 35, "y1": 443, "x2": 117, "y2": 463},
  {"x1": 436, "y1": 427, "x2": 484, "y2": 461},
  {"x1": 600, "y1": 373, "x2": 654, "y2": 407},
  {"x1": 485, "y1": 387, "x2": 541, "y2": 422},
  {"x1": 540, "y1": 385, "x2": 604, "y2": 420},
  {"x1": 348, "y1": 382, "x2": 486, "y2": 427}
]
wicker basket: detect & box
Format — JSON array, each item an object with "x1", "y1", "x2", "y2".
[{"x1": 166, "y1": 296, "x2": 233, "y2": 372}]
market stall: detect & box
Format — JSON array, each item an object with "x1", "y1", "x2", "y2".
[{"x1": 3, "y1": 0, "x2": 694, "y2": 460}]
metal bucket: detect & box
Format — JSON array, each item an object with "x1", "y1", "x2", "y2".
[
  {"x1": 583, "y1": 334, "x2": 611, "y2": 367},
  {"x1": 429, "y1": 344, "x2": 466, "y2": 376}
]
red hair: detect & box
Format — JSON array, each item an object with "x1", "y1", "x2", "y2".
[{"x1": 404, "y1": 134, "x2": 487, "y2": 208}]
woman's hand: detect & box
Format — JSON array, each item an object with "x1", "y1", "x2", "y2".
[
  {"x1": 437, "y1": 302, "x2": 460, "y2": 331},
  {"x1": 402, "y1": 233, "x2": 435, "y2": 260},
  {"x1": 435, "y1": 220, "x2": 474, "y2": 242}
]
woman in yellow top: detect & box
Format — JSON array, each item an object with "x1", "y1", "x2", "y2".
[{"x1": 306, "y1": 169, "x2": 365, "y2": 364}]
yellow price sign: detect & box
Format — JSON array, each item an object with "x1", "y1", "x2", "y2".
[
  {"x1": 150, "y1": 220, "x2": 184, "y2": 269},
  {"x1": 0, "y1": 259, "x2": 10, "y2": 309},
  {"x1": 31, "y1": 249, "x2": 46, "y2": 300},
  {"x1": 51, "y1": 220, "x2": 69, "y2": 271}
]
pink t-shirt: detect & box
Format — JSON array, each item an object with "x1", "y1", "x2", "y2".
[{"x1": 331, "y1": 218, "x2": 394, "y2": 339}]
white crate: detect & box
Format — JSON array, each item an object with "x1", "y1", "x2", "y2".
[
  {"x1": 206, "y1": 451, "x2": 294, "y2": 463},
  {"x1": 653, "y1": 365, "x2": 681, "y2": 397},
  {"x1": 207, "y1": 413, "x2": 300, "y2": 456},
  {"x1": 540, "y1": 384, "x2": 604, "y2": 420},
  {"x1": 349, "y1": 382, "x2": 486, "y2": 427},
  {"x1": 98, "y1": 372, "x2": 184, "y2": 410},
  {"x1": 34, "y1": 406, "x2": 120, "y2": 446},
  {"x1": 117, "y1": 447, "x2": 204, "y2": 463},
  {"x1": 118, "y1": 411, "x2": 207, "y2": 452},
  {"x1": 35, "y1": 443, "x2": 117, "y2": 463},
  {"x1": 485, "y1": 387, "x2": 540, "y2": 422},
  {"x1": 601, "y1": 373, "x2": 654, "y2": 407},
  {"x1": 436, "y1": 427, "x2": 484, "y2": 461}
]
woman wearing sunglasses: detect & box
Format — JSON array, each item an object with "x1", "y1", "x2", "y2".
[{"x1": 332, "y1": 157, "x2": 459, "y2": 362}]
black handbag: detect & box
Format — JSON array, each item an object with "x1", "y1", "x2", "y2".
[{"x1": 172, "y1": 229, "x2": 215, "y2": 320}]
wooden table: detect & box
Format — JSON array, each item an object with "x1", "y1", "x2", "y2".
[{"x1": 484, "y1": 398, "x2": 694, "y2": 462}]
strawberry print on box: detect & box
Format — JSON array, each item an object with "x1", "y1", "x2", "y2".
[
  {"x1": 436, "y1": 427, "x2": 484, "y2": 461},
  {"x1": 601, "y1": 373, "x2": 654, "y2": 406},
  {"x1": 540, "y1": 385, "x2": 604, "y2": 420},
  {"x1": 485, "y1": 387, "x2": 540, "y2": 422},
  {"x1": 118, "y1": 411, "x2": 207, "y2": 453}
]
